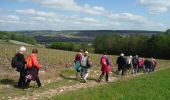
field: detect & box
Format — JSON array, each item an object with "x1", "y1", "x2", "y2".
[
  {"x1": 0, "y1": 43, "x2": 170, "y2": 100},
  {"x1": 53, "y1": 68, "x2": 170, "y2": 100}
]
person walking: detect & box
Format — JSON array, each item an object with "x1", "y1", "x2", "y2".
[
  {"x1": 25, "y1": 49, "x2": 42, "y2": 88},
  {"x1": 81, "y1": 51, "x2": 92, "y2": 82},
  {"x1": 74, "y1": 49, "x2": 83, "y2": 80},
  {"x1": 132, "y1": 55, "x2": 139, "y2": 74},
  {"x1": 125, "y1": 55, "x2": 133, "y2": 75},
  {"x1": 116, "y1": 53, "x2": 126, "y2": 76},
  {"x1": 16, "y1": 46, "x2": 27, "y2": 88},
  {"x1": 98, "y1": 51, "x2": 111, "y2": 82}
]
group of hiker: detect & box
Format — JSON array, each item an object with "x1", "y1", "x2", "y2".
[
  {"x1": 116, "y1": 54, "x2": 157, "y2": 76},
  {"x1": 74, "y1": 49, "x2": 157, "y2": 83},
  {"x1": 12, "y1": 46, "x2": 42, "y2": 89},
  {"x1": 74, "y1": 49, "x2": 111, "y2": 82},
  {"x1": 12, "y1": 46, "x2": 157, "y2": 88}
]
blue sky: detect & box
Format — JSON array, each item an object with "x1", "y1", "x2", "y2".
[{"x1": 0, "y1": 0, "x2": 170, "y2": 31}]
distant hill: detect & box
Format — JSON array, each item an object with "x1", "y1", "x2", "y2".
[{"x1": 11, "y1": 30, "x2": 163, "y2": 44}]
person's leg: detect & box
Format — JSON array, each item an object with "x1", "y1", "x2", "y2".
[
  {"x1": 35, "y1": 76, "x2": 41, "y2": 87},
  {"x1": 26, "y1": 79, "x2": 31, "y2": 88},
  {"x1": 106, "y1": 73, "x2": 109, "y2": 82},
  {"x1": 83, "y1": 71, "x2": 89, "y2": 82},
  {"x1": 18, "y1": 72, "x2": 23, "y2": 87},
  {"x1": 21, "y1": 73, "x2": 26, "y2": 88},
  {"x1": 76, "y1": 69, "x2": 80, "y2": 80},
  {"x1": 121, "y1": 66, "x2": 125, "y2": 76},
  {"x1": 98, "y1": 72, "x2": 105, "y2": 82},
  {"x1": 84, "y1": 69, "x2": 90, "y2": 80}
]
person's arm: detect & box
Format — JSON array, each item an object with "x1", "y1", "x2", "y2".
[{"x1": 32, "y1": 55, "x2": 42, "y2": 69}]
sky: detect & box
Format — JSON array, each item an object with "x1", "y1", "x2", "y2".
[{"x1": 0, "y1": 0, "x2": 170, "y2": 31}]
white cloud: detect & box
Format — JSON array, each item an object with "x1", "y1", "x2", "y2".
[
  {"x1": 0, "y1": 0, "x2": 167, "y2": 31},
  {"x1": 16, "y1": 9, "x2": 56, "y2": 18},
  {"x1": 138, "y1": 0, "x2": 170, "y2": 14},
  {"x1": 0, "y1": 15, "x2": 20, "y2": 23},
  {"x1": 107, "y1": 12, "x2": 165, "y2": 28},
  {"x1": 33, "y1": 0, "x2": 105, "y2": 15}
]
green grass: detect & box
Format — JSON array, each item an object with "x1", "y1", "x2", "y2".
[{"x1": 51, "y1": 68, "x2": 170, "y2": 100}]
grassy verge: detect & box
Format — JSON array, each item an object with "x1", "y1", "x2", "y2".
[{"x1": 51, "y1": 68, "x2": 170, "y2": 100}]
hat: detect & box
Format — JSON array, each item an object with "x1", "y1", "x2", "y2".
[
  {"x1": 85, "y1": 51, "x2": 88, "y2": 54},
  {"x1": 120, "y1": 53, "x2": 124, "y2": 56},
  {"x1": 19, "y1": 46, "x2": 26, "y2": 52}
]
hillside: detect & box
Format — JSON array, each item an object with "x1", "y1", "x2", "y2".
[
  {"x1": 12, "y1": 30, "x2": 162, "y2": 43},
  {"x1": 0, "y1": 43, "x2": 170, "y2": 99}
]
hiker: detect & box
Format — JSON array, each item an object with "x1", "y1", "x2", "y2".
[
  {"x1": 25, "y1": 49, "x2": 42, "y2": 88},
  {"x1": 125, "y1": 55, "x2": 133, "y2": 75},
  {"x1": 98, "y1": 51, "x2": 111, "y2": 82},
  {"x1": 116, "y1": 53, "x2": 126, "y2": 76},
  {"x1": 144, "y1": 58, "x2": 153, "y2": 73},
  {"x1": 16, "y1": 46, "x2": 27, "y2": 88},
  {"x1": 151, "y1": 58, "x2": 157, "y2": 71},
  {"x1": 132, "y1": 55, "x2": 139, "y2": 74},
  {"x1": 138, "y1": 58, "x2": 145, "y2": 73},
  {"x1": 81, "y1": 51, "x2": 92, "y2": 82},
  {"x1": 74, "y1": 49, "x2": 83, "y2": 80}
]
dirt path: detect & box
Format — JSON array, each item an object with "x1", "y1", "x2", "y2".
[{"x1": 10, "y1": 73, "x2": 145, "y2": 100}]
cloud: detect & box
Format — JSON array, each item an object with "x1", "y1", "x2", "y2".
[
  {"x1": 16, "y1": 9, "x2": 56, "y2": 18},
  {"x1": 0, "y1": 0, "x2": 166, "y2": 31},
  {"x1": 138, "y1": 0, "x2": 170, "y2": 14},
  {"x1": 0, "y1": 8, "x2": 163, "y2": 30},
  {"x1": 33, "y1": 0, "x2": 105, "y2": 15},
  {"x1": 0, "y1": 15, "x2": 20, "y2": 23}
]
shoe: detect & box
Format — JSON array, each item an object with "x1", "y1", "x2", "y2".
[{"x1": 83, "y1": 79, "x2": 87, "y2": 83}]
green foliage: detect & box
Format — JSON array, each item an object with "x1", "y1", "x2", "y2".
[
  {"x1": 49, "y1": 42, "x2": 94, "y2": 52},
  {"x1": 0, "y1": 31, "x2": 12, "y2": 40},
  {"x1": 0, "y1": 31, "x2": 37, "y2": 45},
  {"x1": 94, "y1": 29, "x2": 170, "y2": 59}
]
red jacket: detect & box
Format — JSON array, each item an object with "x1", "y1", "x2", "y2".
[
  {"x1": 101, "y1": 55, "x2": 111, "y2": 73},
  {"x1": 29, "y1": 53, "x2": 42, "y2": 69}
]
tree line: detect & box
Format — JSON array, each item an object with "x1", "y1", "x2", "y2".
[
  {"x1": 0, "y1": 31, "x2": 37, "y2": 45},
  {"x1": 48, "y1": 42, "x2": 94, "y2": 52},
  {"x1": 94, "y1": 29, "x2": 170, "y2": 59}
]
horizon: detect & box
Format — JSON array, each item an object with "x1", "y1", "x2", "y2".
[
  {"x1": 0, "y1": 0, "x2": 170, "y2": 31},
  {"x1": 0, "y1": 29, "x2": 164, "y2": 32}
]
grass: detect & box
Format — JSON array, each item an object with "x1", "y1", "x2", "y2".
[{"x1": 51, "y1": 68, "x2": 170, "y2": 100}]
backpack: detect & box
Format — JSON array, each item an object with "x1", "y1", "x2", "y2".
[
  {"x1": 132, "y1": 57, "x2": 138, "y2": 65},
  {"x1": 26, "y1": 56, "x2": 33, "y2": 68},
  {"x1": 11, "y1": 55, "x2": 18, "y2": 68},
  {"x1": 81, "y1": 56, "x2": 88, "y2": 67},
  {"x1": 11, "y1": 54, "x2": 23, "y2": 72},
  {"x1": 126, "y1": 57, "x2": 131, "y2": 65}
]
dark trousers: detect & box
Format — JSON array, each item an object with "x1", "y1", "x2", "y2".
[
  {"x1": 18, "y1": 71, "x2": 26, "y2": 88},
  {"x1": 121, "y1": 66, "x2": 126, "y2": 76},
  {"x1": 26, "y1": 75, "x2": 41, "y2": 87},
  {"x1": 99, "y1": 72, "x2": 109, "y2": 82}
]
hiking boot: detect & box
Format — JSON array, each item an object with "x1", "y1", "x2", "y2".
[{"x1": 83, "y1": 78, "x2": 87, "y2": 83}]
